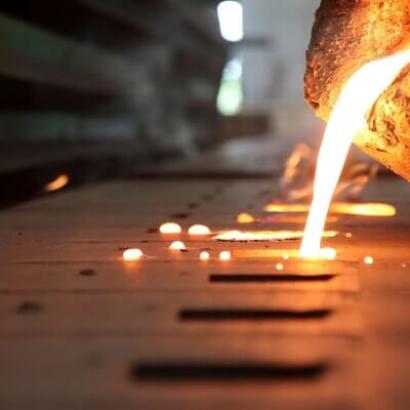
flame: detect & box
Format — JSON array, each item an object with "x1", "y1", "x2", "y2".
[
  {"x1": 264, "y1": 202, "x2": 395, "y2": 216},
  {"x1": 301, "y1": 51, "x2": 410, "y2": 257},
  {"x1": 280, "y1": 143, "x2": 314, "y2": 202},
  {"x1": 283, "y1": 143, "x2": 312, "y2": 183},
  {"x1": 44, "y1": 174, "x2": 69, "y2": 192},
  {"x1": 334, "y1": 162, "x2": 379, "y2": 200},
  {"x1": 280, "y1": 143, "x2": 379, "y2": 203}
]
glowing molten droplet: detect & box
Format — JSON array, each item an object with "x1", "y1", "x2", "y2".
[
  {"x1": 199, "y1": 251, "x2": 210, "y2": 261},
  {"x1": 364, "y1": 256, "x2": 374, "y2": 265},
  {"x1": 169, "y1": 241, "x2": 186, "y2": 251},
  {"x1": 282, "y1": 253, "x2": 290, "y2": 261},
  {"x1": 345, "y1": 232, "x2": 353, "y2": 239},
  {"x1": 301, "y1": 51, "x2": 410, "y2": 257},
  {"x1": 44, "y1": 174, "x2": 69, "y2": 192},
  {"x1": 276, "y1": 263, "x2": 284, "y2": 271},
  {"x1": 188, "y1": 224, "x2": 211, "y2": 235},
  {"x1": 159, "y1": 222, "x2": 182, "y2": 234},
  {"x1": 219, "y1": 250, "x2": 231, "y2": 261},
  {"x1": 123, "y1": 248, "x2": 143, "y2": 261},
  {"x1": 237, "y1": 212, "x2": 255, "y2": 224}
]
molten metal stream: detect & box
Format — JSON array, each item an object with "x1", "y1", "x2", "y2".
[{"x1": 301, "y1": 51, "x2": 410, "y2": 257}]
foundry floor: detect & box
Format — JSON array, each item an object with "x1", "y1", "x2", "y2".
[{"x1": 1, "y1": 137, "x2": 410, "y2": 409}]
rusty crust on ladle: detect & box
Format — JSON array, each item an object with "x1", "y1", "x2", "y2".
[{"x1": 305, "y1": 0, "x2": 410, "y2": 180}]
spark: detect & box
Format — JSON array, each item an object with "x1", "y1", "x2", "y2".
[
  {"x1": 276, "y1": 263, "x2": 284, "y2": 271},
  {"x1": 364, "y1": 256, "x2": 374, "y2": 265}
]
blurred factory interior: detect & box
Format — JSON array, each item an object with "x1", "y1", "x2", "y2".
[{"x1": 0, "y1": 0, "x2": 323, "y2": 196}]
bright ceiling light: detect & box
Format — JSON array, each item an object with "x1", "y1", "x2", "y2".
[{"x1": 217, "y1": 1, "x2": 243, "y2": 42}]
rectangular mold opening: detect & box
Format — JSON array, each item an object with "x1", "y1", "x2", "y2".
[
  {"x1": 209, "y1": 273, "x2": 336, "y2": 283},
  {"x1": 132, "y1": 361, "x2": 330, "y2": 381},
  {"x1": 178, "y1": 308, "x2": 333, "y2": 321}
]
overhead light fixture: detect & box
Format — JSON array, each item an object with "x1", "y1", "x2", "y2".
[{"x1": 217, "y1": 1, "x2": 243, "y2": 42}]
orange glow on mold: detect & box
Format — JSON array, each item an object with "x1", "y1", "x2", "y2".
[
  {"x1": 264, "y1": 203, "x2": 310, "y2": 213},
  {"x1": 123, "y1": 248, "x2": 143, "y2": 261},
  {"x1": 169, "y1": 241, "x2": 186, "y2": 250},
  {"x1": 159, "y1": 222, "x2": 182, "y2": 234},
  {"x1": 44, "y1": 174, "x2": 69, "y2": 192},
  {"x1": 233, "y1": 249, "x2": 342, "y2": 260},
  {"x1": 236, "y1": 212, "x2": 256, "y2": 224},
  {"x1": 264, "y1": 202, "x2": 396, "y2": 217},
  {"x1": 300, "y1": 51, "x2": 410, "y2": 257},
  {"x1": 331, "y1": 202, "x2": 396, "y2": 217},
  {"x1": 214, "y1": 230, "x2": 337, "y2": 242},
  {"x1": 188, "y1": 224, "x2": 211, "y2": 235},
  {"x1": 262, "y1": 214, "x2": 340, "y2": 224}
]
